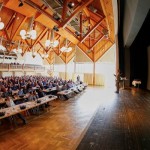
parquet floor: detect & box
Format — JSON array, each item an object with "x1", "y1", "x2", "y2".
[
  {"x1": 0, "y1": 87, "x2": 150, "y2": 150},
  {"x1": 0, "y1": 87, "x2": 106, "y2": 150}
]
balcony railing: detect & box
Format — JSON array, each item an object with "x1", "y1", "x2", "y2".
[{"x1": 0, "y1": 63, "x2": 45, "y2": 71}]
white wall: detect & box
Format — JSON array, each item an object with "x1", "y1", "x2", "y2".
[
  {"x1": 24, "y1": 52, "x2": 43, "y2": 65},
  {"x1": 97, "y1": 44, "x2": 116, "y2": 63},
  {"x1": 147, "y1": 46, "x2": 150, "y2": 90},
  {"x1": 14, "y1": 72, "x2": 24, "y2": 77}
]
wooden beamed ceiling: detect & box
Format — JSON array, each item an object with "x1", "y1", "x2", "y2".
[{"x1": 0, "y1": 0, "x2": 115, "y2": 64}]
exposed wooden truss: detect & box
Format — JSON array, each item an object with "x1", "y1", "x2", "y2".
[{"x1": 0, "y1": 0, "x2": 115, "y2": 64}]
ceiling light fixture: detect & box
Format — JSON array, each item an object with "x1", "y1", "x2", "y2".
[
  {"x1": 20, "y1": 17, "x2": 37, "y2": 40},
  {"x1": 68, "y1": 2, "x2": 75, "y2": 9},
  {"x1": 41, "y1": 51, "x2": 49, "y2": 59},
  {"x1": 0, "y1": 3, "x2": 4, "y2": 30},
  {"x1": 0, "y1": 17, "x2": 4, "y2": 30},
  {"x1": 45, "y1": 29, "x2": 59, "y2": 48},
  {"x1": 12, "y1": 41, "x2": 22, "y2": 54},
  {"x1": 60, "y1": 39, "x2": 72, "y2": 52},
  {"x1": 75, "y1": 31, "x2": 80, "y2": 37},
  {"x1": 32, "y1": 46, "x2": 37, "y2": 58}
]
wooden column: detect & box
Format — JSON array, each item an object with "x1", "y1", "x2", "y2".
[
  {"x1": 74, "y1": 45, "x2": 77, "y2": 81},
  {"x1": 74, "y1": 61, "x2": 76, "y2": 74},
  {"x1": 115, "y1": 35, "x2": 119, "y2": 91},
  {"x1": 65, "y1": 63, "x2": 67, "y2": 80},
  {"x1": 93, "y1": 62, "x2": 95, "y2": 85}
]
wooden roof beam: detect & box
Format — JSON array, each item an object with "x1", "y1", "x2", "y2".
[
  {"x1": 25, "y1": 39, "x2": 31, "y2": 48},
  {"x1": 24, "y1": 28, "x2": 48, "y2": 52},
  {"x1": 90, "y1": 35, "x2": 105, "y2": 50},
  {"x1": 65, "y1": 27, "x2": 80, "y2": 41},
  {"x1": 95, "y1": 42, "x2": 113, "y2": 62},
  {"x1": 12, "y1": 17, "x2": 27, "y2": 40},
  {"x1": 80, "y1": 12, "x2": 83, "y2": 40},
  {"x1": 99, "y1": 0, "x2": 110, "y2": 36},
  {"x1": 33, "y1": 27, "x2": 48, "y2": 46},
  {"x1": 46, "y1": 58, "x2": 51, "y2": 64},
  {"x1": 62, "y1": 0, "x2": 69, "y2": 21},
  {"x1": 61, "y1": 0, "x2": 93, "y2": 28},
  {"x1": 80, "y1": 18, "x2": 104, "y2": 43},
  {"x1": 5, "y1": 12, "x2": 16, "y2": 30},
  {"x1": 87, "y1": 8, "x2": 105, "y2": 18},
  {"x1": 21, "y1": 46, "x2": 29, "y2": 56},
  {"x1": 24, "y1": 0, "x2": 60, "y2": 26},
  {"x1": 83, "y1": 8, "x2": 105, "y2": 33},
  {"x1": 38, "y1": 41, "x2": 48, "y2": 52},
  {"x1": 90, "y1": 18, "x2": 108, "y2": 35},
  {"x1": 3, "y1": 29, "x2": 10, "y2": 41},
  {"x1": 83, "y1": 8, "x2": 103, "y2": 36}
]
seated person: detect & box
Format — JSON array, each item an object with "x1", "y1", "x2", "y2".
[
  {"x1": 44, "y1": 83, "x2": 49, "y2": 89},
  {"x1": 48, "y1": 82, "x2": 53, "y2": 88},
  {"x1": 2, "y1": 88, "x2": 10, "y2": 98},
  {"x1": 33, "y1": 90, "x2": 39, "y2": 99},
  {"x1": 18, "y1": 87, "x2": 25, "y2": 96},
  {"x1": 62, "y1": 84, "x2": 67, "y2": 91},
  {"x1": 37, "y1": 88, "x2": 45, "y2": 98},
  {"x1": 23, "y1": 86, "x2": 28, "y2": 94},
  {"x1": 77, "y1": 75, "x2": 80, "y2": 82},
  {"x1": 11, "y1": 84, "x2": 18, "y2": 91},
  {"x1": 7, "y1": 87, "x2": 12, "y2": 96},
  {"x1": 27, "y1": 91, "x2": 37, "y2": 101},
  {"x1": 67, "y1": 81, "x2": 73, "y2": 89},
  {"x1": 5, "y1": 96, "x2": 27, "y2": 125}
]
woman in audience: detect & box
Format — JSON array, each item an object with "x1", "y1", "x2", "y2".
[{"x1": 5, "y1": 96, "x2": 27, "y2": 125}]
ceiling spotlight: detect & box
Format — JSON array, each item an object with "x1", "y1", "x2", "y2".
[
  {"x1": 53, "y1": 13, "x2": 61, "y2": 21},
  {"x1": 75, "y1": 31, "x2": 80, "y2": 37},
  {"x1": 18, "y1": 0, "x2": 23, "y2": 7},
  {"x1": 53, "y1": 26, "x2": 59, "y2": 32},
  {"x1": 68, "y1": 2, "x2": 75, "y2": 9}
]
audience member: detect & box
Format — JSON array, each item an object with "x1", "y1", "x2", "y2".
[{"x1": 5, "y1": 96, "x2": 27, "y2": 124}]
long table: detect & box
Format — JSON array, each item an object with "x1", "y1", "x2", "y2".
[
  {"x1": 0, "y1": 94, "x2": 29, "y2": 105},
  {"x1": 57, "y1": 83, "x2": 87, "y2": 101},
  {"x1": 0, "y1": 95, "x2": 57, "y2": 120}
]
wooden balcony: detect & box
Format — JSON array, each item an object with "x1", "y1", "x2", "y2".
[{"x1": 0, "y1": 63, "x2": 45, "y2": 72}]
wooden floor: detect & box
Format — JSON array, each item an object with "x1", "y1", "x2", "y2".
[
  {"x1": 77, "y1": 88, "x2": 150, "y2": 150},
  {"x1": 0, "y1": 87, "x2": 150, "y2": 150}
]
